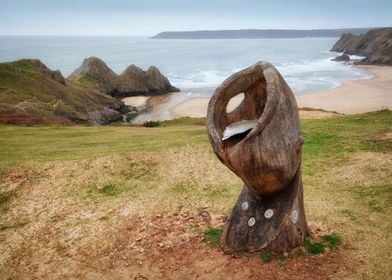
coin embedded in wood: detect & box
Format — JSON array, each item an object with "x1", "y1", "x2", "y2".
[
  {"x1": 291, "y1": 210, "x2": 299, "y2": 224},
  {"x1": 241, "y1": 201, "x2": 249, "y2": 211},
  {"x1": 248, "y1": 217, "x2": 256, "y2": 227},
  {"x1": 264, "y1": 209, "x2": 274, "y2": 219}
]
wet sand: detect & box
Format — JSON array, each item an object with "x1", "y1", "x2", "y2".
[{"x1": 121, "y1": 96, "x2": 150, "y2": 107}]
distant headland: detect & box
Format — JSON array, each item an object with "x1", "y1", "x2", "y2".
[
  {"x1": 331, "y1": 27, "x2": 392, "y2": 65},
  {"x1": 151, "y1": 28, "x2": 375, "y2": 39}
]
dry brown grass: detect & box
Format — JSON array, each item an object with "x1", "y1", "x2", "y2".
[
  {"x1": 303, "y1": 152, "x2": 391, "y2": 279},
  {"x1": 0, "y1": 146, "x2": 390, "y2": 279}
]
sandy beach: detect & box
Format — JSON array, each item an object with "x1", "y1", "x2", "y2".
[
  {"x1": 121, "y1": 96, "x2": 150, "y2": 107},
  {"x1": 170, "y1": 65, "x2": 392, "y2": 118}
]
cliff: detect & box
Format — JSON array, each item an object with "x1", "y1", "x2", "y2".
[
  {"x1": 68, "y1": 57, "x2": 117, "y2": 93},
  {"x1": 0, "y1": 59, "x2": 127, "y2": 125},
  {"x1": 69, "y1": 57, "x2": 179, "y2": 97},
  {"x1": 331, "y1": 28, "x2": 392, "y2": 65}
]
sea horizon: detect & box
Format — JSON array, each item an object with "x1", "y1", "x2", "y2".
[{"x1": 0, "y1": 36, "x2": 371, "y2": 98}]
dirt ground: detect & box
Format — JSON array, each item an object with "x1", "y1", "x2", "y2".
[{"x1": 0, "y1": 143, "x2": 390, "y2": 279}]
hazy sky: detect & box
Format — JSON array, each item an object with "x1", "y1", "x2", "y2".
[{"x1": 0, "y1": 0, "x2": 391, "y2": 36}]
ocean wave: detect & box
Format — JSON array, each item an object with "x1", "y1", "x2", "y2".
[
  {"x1": 349, "y1": 54, "x2": 367, "y2": 60},
  {"x1": 169, "y1": 58, "x2": 372, "y2": 95},
  {"x1": 169, "y1": 69, "x2": 227, "y2": 88}
]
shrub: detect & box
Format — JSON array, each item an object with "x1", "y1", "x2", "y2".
[{"x1": 143, "y1": 121, "x2": 160, "y2": 127}]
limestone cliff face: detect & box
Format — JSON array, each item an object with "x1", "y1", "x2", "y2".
[
  {"x1": 116, "y1": 65, "x2": 149, "y2": 96},
  {"x1": 68, "y1": 57, "x2": 117, "y2": 93},
  {"x1": 69, "y1": 57, "x2": 180, "y2": 97},
  {"x1": 331, "y1": 28, "x2": 392, "y2": 65},
  {"x1": 144, "y1": 66, "x2": 179, "y2": 94}
]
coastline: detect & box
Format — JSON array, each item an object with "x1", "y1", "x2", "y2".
[
  {"x1": 170, "y1": 65, "x2": 392, "y2": 118},
  {"x1": 296, "y1": 65, "x2": 392, "y2": 114}
]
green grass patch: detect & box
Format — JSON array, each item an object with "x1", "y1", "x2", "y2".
[
  {"x1": 301, "y1": 110, "x2": 391, "y2": 156},
  {"x1": 305, "y1": 238, "x2": 325, "y2": 255},
  {"x1": 322, "y1": 233, "x2": 342, "y2": 249},
  {"x1": 204, "y1": 227, "x2": 223, "y2": 247},
  {"x1": 305, "y1": 234, "x2": 342, "y2": 255},
  {"x1": 300, "y1": 110, "x2": 391, "y2": 175},
  {"x1": 260, "y1": 250, "x2": 274, "y2": 263}
]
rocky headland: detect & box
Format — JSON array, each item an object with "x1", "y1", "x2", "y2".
[
  {"x1": 331, "y1": 28, "x2": 392, "y2": 65},
  {"x1": 69, "y1": 57, "x2": 179, "y2": 98},
  {"x1": 0, "y1": 58, "x2": 179, "y2": 125}
]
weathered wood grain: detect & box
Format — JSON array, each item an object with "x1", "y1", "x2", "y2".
[{"x1": 207, "y1": 62, "x2": 308, "y2": 253}]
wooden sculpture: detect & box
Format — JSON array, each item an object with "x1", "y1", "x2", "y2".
[{"x1": 207, "y1": 62, "x2": 308, "y2": 253}]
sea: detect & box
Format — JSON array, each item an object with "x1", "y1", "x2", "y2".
[{"x1": 0, "y1": 36, "x2": 371, "y2": 99}]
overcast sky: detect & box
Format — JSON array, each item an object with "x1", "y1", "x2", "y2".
[{"x1": 0, "y1": 0, "x2": 391, "y2": 36}]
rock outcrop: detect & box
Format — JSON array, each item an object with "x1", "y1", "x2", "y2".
[
  {"x1": 144, "y1": 66, "x2": 177, "y2": 94},
  {"x1": 116, "y1": 65, "x2": 149, "y2": 96},
  {"x1": 68, "y1": 57, "x2": 118, "y2": 93},
  {"x1": 69, "y1": 57, "x2": 180, "y2": 97},
  {"x1": 0, "y1": 59, "x2": 128, "y2": 125},
  {"x1": 331, "y1": 28, "x2": 392, "y2": 65},
  {"x1": 331, "y1": 53, "x2": 350, "y2": 62}
]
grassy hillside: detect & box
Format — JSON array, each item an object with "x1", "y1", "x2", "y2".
[
  {"x1": 0, "y1": 111, "x2": 391, "y2": 279},
  {"x1": 0, "y1": 112, "x2": 389, "y2": 167},
  {"x1": 0, "y1": 59, "x2": 125, "y2": 124},
  {"x1": 0, "y1": 118, "x2": 207, "y2": 167}
]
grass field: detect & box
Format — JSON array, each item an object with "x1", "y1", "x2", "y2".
[{"x1": 0, "y1": 111, "x2": 391, "y2": 279}]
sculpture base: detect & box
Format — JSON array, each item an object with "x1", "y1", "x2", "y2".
[{"x1": 221, "y1": 169, "x2": 308, "y2": 254}]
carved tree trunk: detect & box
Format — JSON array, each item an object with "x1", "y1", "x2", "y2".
[{"x1": 206, "y1": 62, "x2": 308, "y2": 253}]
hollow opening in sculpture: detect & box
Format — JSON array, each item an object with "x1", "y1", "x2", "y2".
[
  {"x1": 226, "y1": 92, "x2": 245, "y2": 114},
  {"x1": 222, "y1": 80, "x2": 267, "y2": 145}
]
